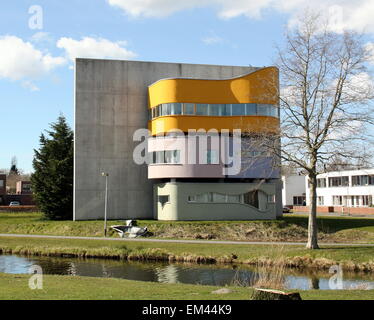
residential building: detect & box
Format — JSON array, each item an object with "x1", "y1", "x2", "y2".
[
  {"x1": 305, "y1": 169, "x2": 374, "y2": 208},
  {"x1": 74, "y1": 59, "x2": 281, "y2": 220}
]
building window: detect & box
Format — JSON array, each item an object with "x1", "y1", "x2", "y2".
[
  {"x1": 317, "y1": 178, "x2": 326, "y2": 188},
  {"x1": 333, "y1": 196, "x2": 343, "y2": 205},
  {"x1": 196, "y1": 104, "x2": 209, "y2": 115},
  {"x1": 317, "y1": 196, "x2": 324, "y2": 206},
  {"x1": 149, "y1": 150, "x2": 181, "y2": 164},
  {"x1": 150, "y1": 102, "x2": 279, "y2": 119},
  {"x1": 0, "y1": 180, "x2": 3, "y2": 187},
  {"x1": 188, "y1": 195, "x2": 196, "y2": 202},
  {"x1": 243, "y1": 191, "x2": 259, "y2": 209},
  {"x1": 352, "y1": 175, "x2": 369, "y2": 186},
  {"x1": 329, "y1": 176, "x2": 349, "y2": 187},
  {"x1": 206, "y1": 150, "x2": 219, "y2": 164},
  {"x1": 187, "y1": 190, "x2": 261, "y2": 209},
  {"x1": 231, "y1": 104, "x2": 246, "y2": 116},
  {"x1": 293, "y1": 196, "x2": 305, "y2": 205},
  {"x1": 267, "y1": 194, "x2": 275, "y2": 203},
  {"x1": 170, "y1": 103, "x2": 182, "y2": 115},
  {"x1": 165, "y1": 150, "x2": 180, "y2": 164},
  {"x1": 183, "y1": 103, "x2": 195, "y2": 115},
  {"x1": 158, "y1": 195, "x2": 169, "y2": 208},
  {"x1": 245, "y1": 103, "x2": 257, "y2": 115}
]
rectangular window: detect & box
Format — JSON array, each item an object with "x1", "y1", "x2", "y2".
[
  {"x1": 183, "y1": 103, "x2": 195, "y2": 115},
  {"x1": 227, "y1": 194, "x2": 241, "y2": 203},
  {"x1": 164, "y1": 150, "x2": 180, "y2": 164},
  {"x1": 156, "y1": 151, "x2": 164, "y2": 164},
  {"x1": 245, "y1": 103, "x2": 257, "y2": 115},
  {"x1": 212, "y1": 193, "x2": 226, "y2": 202},
  {"x1": 317, "y1": 178, "x2": 326, "y2": 188},
  {"x1": 333, "y1": 196, "x2": 343, "y2": 205},
  {"x1": 188, "y1": 195, "x2": 196, "y2": 202},
  {"x1": 170, "y1": 103, "x2": 182, "y2": 115},
  {"x1": 225, "y1": 104, "x2": 232, "y2": 116},
  {"x1": 342, "y1": 176, "x2": 349, "y2": 186},
  {"x1": 206, "y1": 150, "x2": 219, "y2": 164},
  {"x1": 293, "y1": 196, "x2": 305, "y2": 205},
  {"x1": 161, "y1": 103, "x2": 170, "y2": 116},
  {"x1": 196, "y1": 193, "x2": 209, "y2": 203},
  {"x1": 0, "y1": 180, "x2": 3, "y2": 187},
  {"x1": 231, "y1": 104, "x2": 246, "y2": 116},
  {"x1": 196, "y1": 104, "x2": 209, "y2": 115},
  {"x1": 329, "y1": 177, "x2": 349, "y2": 187},
  {"x1": 317, "y1": 196, "x2": 324, "y2": 206},
  {"x1": 208, "y1": 104, "x2": 225, "y2": 116},
  {"x1": 369, "y1": 176, "x2": 374, "y2": 185}
]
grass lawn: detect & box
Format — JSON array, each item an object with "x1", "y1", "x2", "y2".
[
  {"x1": 0, "y1": 236, "x2": 374, "y2": 270},
  {"x1": 0, "y1": 211, "x2": 373, "y2": 243},
  {"x1": 0, "y1": 273, "x2": 373, "y2": 300}
]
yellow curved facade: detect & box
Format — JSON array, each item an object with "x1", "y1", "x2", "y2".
[
  {"x1": 148, "y1": 67, "x2": 279, "y2": 108},
  {"x1": 148, "y1": 115, "x2": 279, "y2": 135}
]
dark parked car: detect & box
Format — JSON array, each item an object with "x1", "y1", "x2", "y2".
[{"x1": 283, "y1": 206, "x2": 291, "y2": 213}]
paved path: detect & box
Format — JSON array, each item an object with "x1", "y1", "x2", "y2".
[{"x1": 0, "y1": 233, "x2": 373, "y2": 247}]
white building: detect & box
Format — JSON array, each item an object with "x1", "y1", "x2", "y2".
[
  {"x1": 305, "y1": 169, "x2": 374, "y2": 207},
  {"x1": 282, "y1": 175, "x2": 306, "y2": 207}
]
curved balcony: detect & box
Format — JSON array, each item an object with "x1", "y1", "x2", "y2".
[{"x1": 148, "y1": 67, "x2": 279, "y2": 107}]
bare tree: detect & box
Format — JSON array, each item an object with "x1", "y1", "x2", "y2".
[{"x1": 276, "y1": 11, "x2": 374, "y2": 249}]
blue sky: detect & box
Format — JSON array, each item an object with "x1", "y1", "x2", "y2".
[{"x1": 1, "y1": 0, "x2": 374, "y2": 172}]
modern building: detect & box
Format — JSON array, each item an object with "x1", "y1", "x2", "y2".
[
  {"x1": 282, "y1": 175, "x2": 306, "y2": 207},
  {"x1": 305, "y1": 169, "x2": 374, "y2": 208},
  {"x1": 74, "y1": 59, "x2": 282, "y2": 220}
]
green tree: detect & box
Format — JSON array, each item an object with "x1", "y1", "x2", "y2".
[{"x1": 31, "y1": 115, "x2": 74, "y2": 220}]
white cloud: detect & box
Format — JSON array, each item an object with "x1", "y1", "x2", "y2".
[
  {"x1": 107, "y1": 0, "x2": 210, "y2": 18},
  {"x1": 202, "y1": 33, "x2": 224, "y2": 45},
  {"x1": 107, "y1": 0, "x2": 374, "y2": 33},
  {"x1": 0, "y1": 35, "x2": 66, "y2": 81},
  {"x1": 56, "y1": 37, "x2": 137, "y2": 61},
  {"x1": 21, "y1": 80, "x2": 40, "y2": 92},
  {"x1": 30, "y1": 31, "x2": 53, "y2": 44}
]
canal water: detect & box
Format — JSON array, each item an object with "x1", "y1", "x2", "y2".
[{"x1": 1, "y1": 254, "x2": 374, "y2": 290}]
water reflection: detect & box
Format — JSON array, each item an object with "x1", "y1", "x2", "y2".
[{"x1": 1, "y1": 254, "x2": 373, "y2": 290}]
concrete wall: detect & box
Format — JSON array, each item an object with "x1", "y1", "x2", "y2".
[
  {"x1": 155, "y1": 182, "x2": 277, "y2": 220},
  {"x1": 74, "y1": 59, "x2": 253, "y2": 220}
]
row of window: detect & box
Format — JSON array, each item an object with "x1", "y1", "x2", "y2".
[
  {"x1": 187, "y1": 191, "x2": 275, "y2": 208},
  {"x1": 332, "y1": 195, "x2": 373, "y2": 207},
  {"x1": 149, "y1": 103, "x2": 279, "y2": 119},
  {"x1": 317, "y1": 175, "x2": 374, "y2": 188},
  {"x1": 149, "y1": 150, "x2": 219, "y2": 164}
]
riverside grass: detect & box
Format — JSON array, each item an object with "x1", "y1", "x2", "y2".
[
  {"x1": 0, "y1": 212, "x2": 374, "y2": 243},
  {"x1": 1, "y1": 273, "x2": 374, "y2": 300},
  {"x1": 1, "y1": 236, "x2": 374, "y2": 272}
]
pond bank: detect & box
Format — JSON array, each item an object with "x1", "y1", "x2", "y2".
[{"x1": 1, "y1": 236, "x2": 374, "y2": 272}]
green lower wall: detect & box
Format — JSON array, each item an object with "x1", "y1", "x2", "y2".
[{"x1": 155, "y1": 181, "x2": 277, "y2": 220}]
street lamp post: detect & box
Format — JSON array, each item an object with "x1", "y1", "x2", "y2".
[{"x1": 101, "y1": 172, "x2": 109, "y2": 237}]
